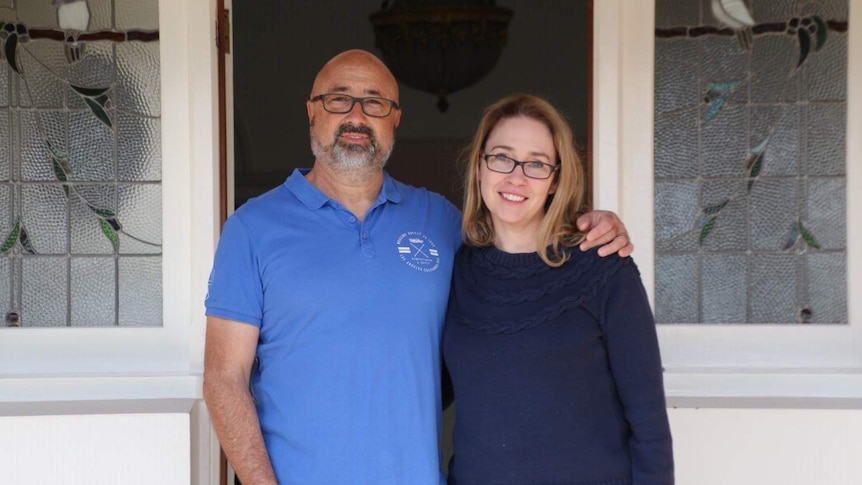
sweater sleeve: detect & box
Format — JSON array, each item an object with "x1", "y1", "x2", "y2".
[{"x1": 599, "y1": 261, "x2": 675, "y2": 485}]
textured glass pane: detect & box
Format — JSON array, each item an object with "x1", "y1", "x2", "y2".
[
  {"x1": 67, "y1": 42, "x2": 115, "y2": 111},
  {"x1": 702, "y1": 106, "x2": 747, "y2": 178},
  {"x1": 805, "y1": 104, "x2": 846, "y2": 176},
  {"x1": 116, "y1": 0, "x2": 160, "y2": 30},
  {"x1": 22, "y1": 185, "x2": 68, "y2": 254},
  {"x1": 119, "y1": 256, "x2": 161, "y2": 326},
  {"x1": 72, "y1": 257, "x2": 115, "y2": 326},
  {"x1": 655, "y1": 254, "x2": 699, "y2": 324},
  {"x1": 701, "y1": 37, "x2": 748, "y2": 100},
  {"x1": 20, "y1": 111, "x2": 67, "y2": 181},
  {"x1": 68, "y1": 110, "x2": 115, "y2": 181},
  {"x1": 22, "y1": 257, "x2": 67, "y2": 327},
  {"x1": 750, "y1": 35, "x2": 799, "y2": 103},
  {"x1": 70, "y1": 185, "x2": 116, "y2": 255},
  {"x1": 805, "y1": 34, "x2": 848, "y2": 102},
  {"x1": 116, "y1": 41, "x2": 161, "y2": 116},
  {"x1": 118, "y1": 113, "x2": 161, "y2": 181},
  {"x1": 15, "y1": 2, "x2": 59, "y2": 30},
  {"x1": 655, "y1": 40, "x2": 699, "y2": 114},
  {"x1": 701, "y1": 181, "x2": 748, "y2": 252},
  {"x1": 806, "y1": 178, "x2": 845, "y2": 250},
  {"x1": 702, "y1": 255, "x2": 746, "y2": 323},
  {"x1": 749, "y1": 179, "x2": 798, "y2": 251},
  {"x1": 655, "y1": 111, "x2": 699, "y2": 178},
  {"x1": 807, "y1": 253, "x2": 847, "y2": 324},
  {"x1": 750, "y1": 254, "x2": 798, "y2": 323},
  {"x1": 655, "y1": 181, "x2": 700, "y2": 252},
  {"x1": 655, "y1": 0, "x2": 847, "y2": 324},
  {"x1": 0, "y1": 185, "x2": 11, "y2": 229},
  {"x1": 750, "y1": 106, "x2": 799, "y2": 177},
  {"x1": 117, "y1": 184, "x2": 161, "y2": 254},
  {"x1": 655, "y1": 0, "x2": 699, "y2": 27},
  {"x1": 0, "y1": 111, "x2": 9, "y2": 181},
  {"x1": 0, "y1": 62, "x2": 9, "y2": 107},
  {"x1": 87, "y1": 0, "x2": 115, "y2": 31},
  {"x1": 16, "y1": 40, "x2": 67, "y2": 109}
]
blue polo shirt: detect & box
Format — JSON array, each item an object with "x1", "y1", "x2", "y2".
[{"x1": 205, "y1": 169, "x2": 461, "y2": 485}]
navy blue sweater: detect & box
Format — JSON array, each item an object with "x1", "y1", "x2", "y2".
[{"x1": 443, "y1": 245, "x2": 674, "y2": 485}]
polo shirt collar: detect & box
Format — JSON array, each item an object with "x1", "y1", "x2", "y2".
[{"x1": 284, "y1": 168, "x2": 403, "y2": 211}]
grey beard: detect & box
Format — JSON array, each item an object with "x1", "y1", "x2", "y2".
[{"x1": 310, "y1": 126, "x2": 393, "y2": 172}]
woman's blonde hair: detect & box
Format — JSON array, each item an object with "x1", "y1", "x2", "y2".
[{"x1": 460, "y1": 93, "x2": 586, "y2": 267}]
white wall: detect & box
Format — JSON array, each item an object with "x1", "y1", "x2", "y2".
[
  {"x1": 669, "y1": 408, "x2": 862, "y2": 485},
  {"x1": 0, "y1": 414, "x2": 190, "y2": 485}
]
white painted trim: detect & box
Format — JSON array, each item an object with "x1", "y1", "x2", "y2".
[{"x1": 594, "y1": 0, "x2": 862, "y2": 399}]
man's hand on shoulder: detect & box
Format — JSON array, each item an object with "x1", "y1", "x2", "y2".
[{"x1": 576, "y1": 210, "x2": 633, "y2": 257}]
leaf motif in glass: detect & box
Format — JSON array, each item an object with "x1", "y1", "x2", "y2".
[
  {"x1": 4, "y1": 32, "x2": 19, "y2": 73},
  {"x1": 99, "y1": 219, "x2": 120, "y2": 251},
  {"x1": 1, "y1": 222, "x2": 20, "y2": 253},
  {"x1": 83, "y1": 97, "x2": 113, "y2": 127},
  {"x1": 70, "y1": 85, "x2": 110, "y2": 97},
  {"x1": 18, "y1": 226, "x2": 36, "y2": 254},
  {"x1": 797, "y1": 28, "x2": 811, "y2": 67},
  {"x1": 699, "y1": 216, "x2": 717, "y2": 245},
  {"x1": 812, "y1": 16, "x2": 828, "y2": 51},
  {"x1": 799, "y1": 221, "x2": 821, "y2": 249}
]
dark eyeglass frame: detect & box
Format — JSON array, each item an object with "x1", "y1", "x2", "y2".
[
  {"x1": 309, "y1": 93, "x2": 400, "y2": 118},
  {"x1": 481, "y1": 153, "x2": 559, "y2": 180}
]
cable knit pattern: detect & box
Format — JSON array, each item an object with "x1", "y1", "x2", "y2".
[
  {"x1": 443, "y1": 244, "x2": 675, "y2": 485},
  {"x1": 447, "y1": 245, "x2": 629, "y2": 334}
]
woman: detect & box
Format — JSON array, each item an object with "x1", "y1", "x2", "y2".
[{"x1": 443, "y1": 94, "x2": 674, "y2": 485}]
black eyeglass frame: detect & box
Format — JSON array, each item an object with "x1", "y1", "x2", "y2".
[
  {"x1": 309, "y1": 93, "x2": 400, "y2": 118},
  {"x1": 481, "y1": 153, "x2": 559, "y2": 180}
]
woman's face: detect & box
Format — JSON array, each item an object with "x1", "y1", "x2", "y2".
[{"x1": 479, "y1": 116, "x2": 558, "y2": 238}]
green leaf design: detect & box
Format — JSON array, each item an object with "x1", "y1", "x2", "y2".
[
  {"x1": 52, "y1": 159, "x2": 68, "y2": 182},
  {"x1": 99, "y1": 219, "x2": 120, "y2": 251},
  {"x1": 797, "y1": 29, "x2": 811, "y2": 67},
  {"x1": 709, "y1": 81, "x2": 742, "y2": 93},
  {"x1": 751, "y1": 136, "x2": 770, "y2": 155},
  {"x1": 783, "y1": 224, "x2": 801, "y2": 250},
  {"x1": 799, "y1": 221, "x2": 821, "y2": 249},
  {"x1": 699, "y1": 216, "x2": 717, "y2": 245},
  {"x1": 83, "y1": 97, "x2": 113, "y2": 127},
  {"x1": 703, "y1": 200, "x2": 728, "y2": 215},
  {"x1": 4, "y1": 32, "x2": 19, "y2": 73},
  {"x1": 18, "y1": 226, "x2": 36, "y2": 254},
  {"x1": 747, "y1": 152, "x2": 764, "y2": 192},
  {"x1": 1, "y1": 221, "x2": 20, "y2": 253},
  {"x1": 812, "y1": 16, "x2": 828, "y2": 50},
  {"x1": 87, "y1": 204, "x2": 116, "y2": 219},
  {"x1": 703, "y1": 94, "x2": 729, "y2": 123},
  {"x1": 70, "y1": 85, "x2": 110, "y2": 98}
]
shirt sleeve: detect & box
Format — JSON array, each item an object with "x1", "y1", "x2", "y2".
[
  {"x1": 600, "y1": 261, "x2": 675, "y2": 485},
  {"x1": 204, "y1": 213, "x2": 264, "y2": 327}
]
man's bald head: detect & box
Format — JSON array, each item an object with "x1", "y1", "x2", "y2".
[{"x1": 310, "y1": 49, "x2": 399, "y2": 103}]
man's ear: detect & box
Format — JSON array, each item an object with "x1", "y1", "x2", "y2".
[
  {"x1": 393, "y1": 108, "x2": 402, "y2": 129},
  {"x1": 306, "y1": 99, "x2": 315, "y2": 125}
]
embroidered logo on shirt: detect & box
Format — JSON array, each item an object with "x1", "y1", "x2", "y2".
[{"x1": 396, "y1": 232, "x2": 440, "y2": 272}]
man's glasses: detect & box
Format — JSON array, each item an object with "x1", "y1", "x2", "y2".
[
  {"x1": 310, "y1": 94, "x2": 400, "y2": 118},
  {"x1": 482, "y1": 153, "x2": 558, "y2": 180}
]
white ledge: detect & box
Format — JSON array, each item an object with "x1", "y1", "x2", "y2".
[
  {"x1": 664, "y1": 368, "x2": 862, "y2": 409},
  {"x1": 0, "y1": 374, "x2": 203, "y2": 416}
]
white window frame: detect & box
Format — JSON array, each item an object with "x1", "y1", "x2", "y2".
[
  {"x1": 0, "y1": 0, "x2": 219, "y2": 401},
  {"x1": 593, "y1": 0, "x2": 862, "y2": 403}
]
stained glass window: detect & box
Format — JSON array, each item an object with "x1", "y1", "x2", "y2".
[
  {"x1": 0, "y1": 0, "x2": 160, "y2": 327},
  {"x1": 654, "y1": 0, "x2": 848, "y2": 324}
]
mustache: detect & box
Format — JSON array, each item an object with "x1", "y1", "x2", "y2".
[{"x1": 336, "y1": 123, "x2": 375, "y2": 139}]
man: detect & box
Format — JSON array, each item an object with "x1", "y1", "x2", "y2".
[{"x1": 204, "y1": 49, "x2": 633, "y2": 485}]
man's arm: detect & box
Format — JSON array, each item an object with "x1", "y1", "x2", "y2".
[
  {"x1": 203, "y1": 316, "x2": 278, "y2": 485},
  {"x1": 576, "y1": 210, "x2": 634, "y2": 257}
]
